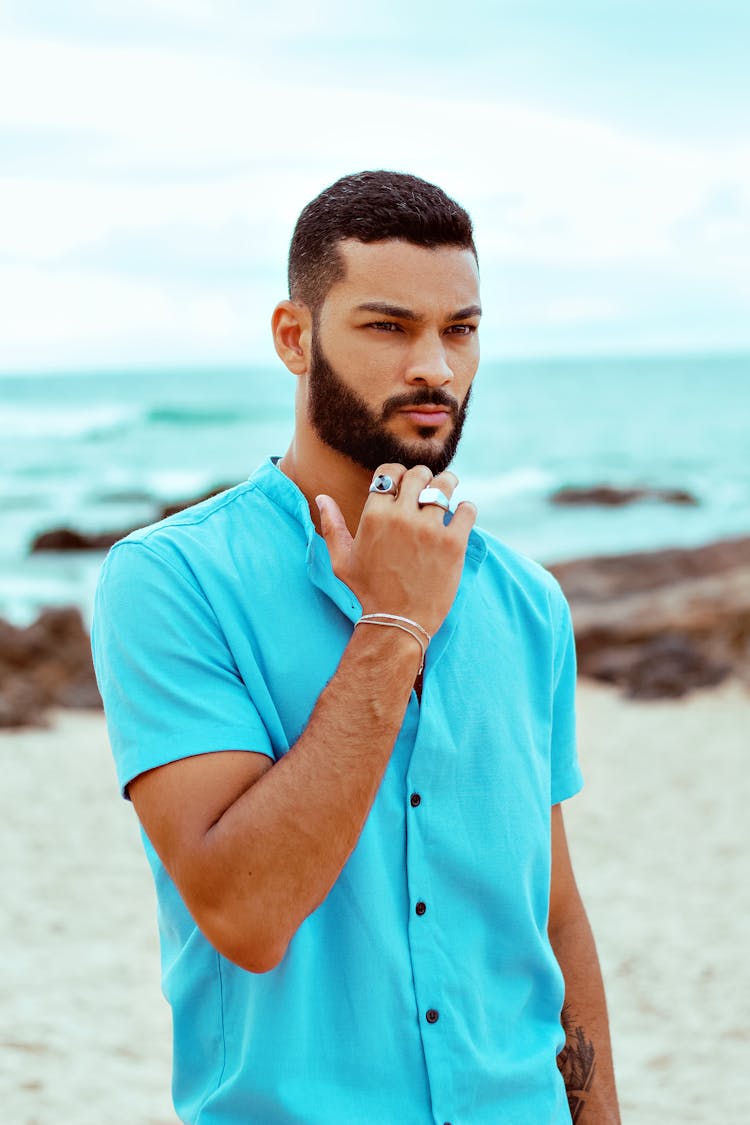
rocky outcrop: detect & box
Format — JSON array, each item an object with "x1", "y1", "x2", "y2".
[
  {"x1": 30, "y1": 485, "x2": 231, "y2": 553},
  {"x1": 31, "y1": 528, "x2": 124, "y2": 552},
  {"x1": 0, "y1": 608, "x2": 101, "y2": 728},
  {"x1": 550, "y1": 484, "x2": 698, "y2": 507},
  {"x1": 549, "y1": 537, "x2": 750, "y2": 699},
  {"x1": 4, "y1": 536, "x2": 749, "y2": 727}
]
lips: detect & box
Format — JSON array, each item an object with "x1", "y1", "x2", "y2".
[{"x1": 399, "y1": 406, "x2": 452, "y2": 427}]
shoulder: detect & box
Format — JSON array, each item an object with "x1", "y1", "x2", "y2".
[
  {"x1": 100, "y1": 476, "x2": 267, "y2": 584},
  {"x1": 120, "y1": 478, "x2": 258, "y2": 548},
  {"x1": 468, "y1": 528, "x2": 575, "y2": 681},
  {"x1": 471, "y1": 525, "x2": 566, "y2": 608},
  {"x1": 92, "y1": 482, "x2": 267, "y2": 664}
]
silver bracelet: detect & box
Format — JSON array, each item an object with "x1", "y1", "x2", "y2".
[
  {"x1": 358, "y1": 612, "x2": 431, "y2": 647},
  {"x1": 354, "y1": 613, "x2": 431, "y2": 675}
]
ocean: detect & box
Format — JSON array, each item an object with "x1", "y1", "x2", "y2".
[{"x1": 1, "y1": 353, "x2": 748, "y2": 626}]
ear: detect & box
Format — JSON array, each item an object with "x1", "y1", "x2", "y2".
[{"x1": 272, "y1": 300, "x2": 312, "y2": 375}]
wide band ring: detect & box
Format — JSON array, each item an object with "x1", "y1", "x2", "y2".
[
  {"x1": 368, "y1": 473, "x2": 398, "y2": 496},
  {"x1": 417, "y1": 486, "x2": 451, "y2": 511}
]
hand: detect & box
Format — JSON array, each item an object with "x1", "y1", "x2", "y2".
[{"x1": 316, "y1": 464, "x2": 477, "y2": 637}]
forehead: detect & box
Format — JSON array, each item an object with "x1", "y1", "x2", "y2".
[{"x1": 326, "y1": 238, "x2": 480, "y2": 315}]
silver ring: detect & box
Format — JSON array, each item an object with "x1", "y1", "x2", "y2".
[
  {"x1": 417, "y1": 486, "x2": 451, "y2": 511},
  {"x1": 369, "y1": 473, "x2": 398, "y2": 496}
]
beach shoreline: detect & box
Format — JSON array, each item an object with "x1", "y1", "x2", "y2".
[{"x1": 2, "y1": 683, "x2": 749, "y2": 1123}]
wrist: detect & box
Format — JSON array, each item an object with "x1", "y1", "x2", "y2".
[
  {"x1": 354, "y1": 613, "x2": 430, "y2": 674},
  {"x1": 349, "y1": 615, "x2": 425, "y2": 676}
]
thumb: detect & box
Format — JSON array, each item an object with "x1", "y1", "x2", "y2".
[{"x1": 315, "y1": 495, "x2": 353, "y2": 572}]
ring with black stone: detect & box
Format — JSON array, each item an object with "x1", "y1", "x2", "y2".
[{"x1": 368, "y1": 473, "x2": 398, "y2": 496}]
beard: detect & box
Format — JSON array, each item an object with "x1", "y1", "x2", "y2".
[{"x1": 307, "y1": 332, "x2": 472, "y2": 475}]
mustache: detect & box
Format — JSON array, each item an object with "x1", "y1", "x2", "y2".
[{"x1": 381, "y1": 388, "x2": 460, "y2": 420}]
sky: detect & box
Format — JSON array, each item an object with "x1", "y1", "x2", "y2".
[{"x1": 1, "y1": 0, "x2": 749, "y2": 371}]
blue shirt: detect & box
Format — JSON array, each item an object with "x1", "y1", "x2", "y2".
[{"x1": 92, "y1": 456, "x2": 582, "y2": 1125}]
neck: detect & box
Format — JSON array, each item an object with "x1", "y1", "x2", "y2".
[{"x1": 279, "y1": 431, "x2": 372, "y2": 537}]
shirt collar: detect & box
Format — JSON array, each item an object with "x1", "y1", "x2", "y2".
[
  {"x1": 249, "y1": 457, "x2": 358, "y2": 618},
  {"x1": 249, "y1": 456, "x2": 317, "y2": 545}
]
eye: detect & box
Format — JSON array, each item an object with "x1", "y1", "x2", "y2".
[
  {"x1": 367, "y1": 321, "x2": 401, "y2": 332},
  {"x1": 446, "y1": 324, "x2": 477, "y2": 336}
]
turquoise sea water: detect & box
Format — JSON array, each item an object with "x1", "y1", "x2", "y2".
[{"x1": 1, "y1": 353, "x2": 748, "y2": 624}]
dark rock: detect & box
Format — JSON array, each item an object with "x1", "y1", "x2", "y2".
[
  {"x1": 548, "y1": 536, "x2": 750, "y2": 700},
  {"x1": 158, "y1": 485, "x2": 230, "y2": 520},
  {"x1": 549, "y1": 537, "x2": 750, "y2": 598},
  {"x1": 0, "y1": 675, "x2": 49, "y2": 729},
  {"x1": 0, "y1": 607, "x2": 101, "y2": 728},
  {"x1": 29, "y1": 485, "x2": 232, "y2": 553},
  {"x1": 625, "y1": 636, "x2": 731, "y2": 700},
  {"x1": 550, "y1": 484, "x2": 699, "y2": 507},
  {"x1": 580, "y1": 635, "x2": 731, "y2": 700},
  {"x1": 31, "y1": 528, "x2": 124, "y2": 552}
]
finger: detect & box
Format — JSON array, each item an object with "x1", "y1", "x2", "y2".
[
  {"x1": 395, "y1": 464, "x2": 434, "y2": 507},
  {"x1": 419, "y1": 469, "x2": 459, "y2": 515},
  {"x1": 447, "y1": 499, "x2": 478, "y2": 540},
  {"x1": 365, "y1": 463, "x2": 408, "y2": 503},
  {"x1": 429, "y1": 470, "x2": 459, "y2": 500},
  {"x1": 315, "y1": 495, "x2": 353, "y2": 571}
]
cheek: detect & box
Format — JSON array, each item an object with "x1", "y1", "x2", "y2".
[
  {"x1": 454, "y1": 350, "x2": 479, "y2": 392},
  {"x1": 345, "y1": 345, "x2": 397, "y2": 395}
]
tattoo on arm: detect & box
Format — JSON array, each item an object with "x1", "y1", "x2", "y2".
[{"x1": 557, "y1": 1004, "x2": 597, "y2": 1122}]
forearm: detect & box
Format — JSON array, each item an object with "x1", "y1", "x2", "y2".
[
  {"x1": 194, "y1": 625, "x2": 420, "y2": 971},
  {"x1": 551, "y1": 908, "x2": 620, "y2": 1123}
]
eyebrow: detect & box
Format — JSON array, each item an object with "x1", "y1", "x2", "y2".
[{"x1": 354, "y1": 301, "x2": 482, "y2": 322}]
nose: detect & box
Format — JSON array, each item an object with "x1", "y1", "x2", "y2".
[{"x1": 404, "y1": 335, "x2": 453, "y2": 387}]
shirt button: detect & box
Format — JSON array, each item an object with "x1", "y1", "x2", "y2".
[
  {"x1": 425, "y1": 1008, "x2": 440, "y2": 1024},
  {"x1": 415, "y1": 901, "x2": 427, "y2": 916},
  {"x1": 410, "y1": 792, "x2": 421, "y2": 807}
]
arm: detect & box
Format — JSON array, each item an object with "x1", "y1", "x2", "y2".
[
  {"x1": 128, "y1": 463, "x2": 476, "y2": 973},
  {"x1": 131, "y1": 624, "x2": 420, "y2": 972},
  {"x1": 549, "y1": 804, "x2": 621, "y2": 1123}
]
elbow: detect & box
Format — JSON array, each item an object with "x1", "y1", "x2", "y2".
[
  {"x1": 224, "y1": 938, "x2": 289, "y2": 975},
  {"x1": 197, "y1": 904, "x2": 290, "y2": 974},
  {"x1": 173, "y1": 850, "x2": 295, "y2": 974}
]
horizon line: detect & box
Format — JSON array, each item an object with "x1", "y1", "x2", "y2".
[{"x1": 1, "y1": 346, "x2": 749, "y2": 379}]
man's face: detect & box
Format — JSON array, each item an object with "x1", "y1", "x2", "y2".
[{"x1": 305, "y1": 239, "x2": 481, "y2": 475}]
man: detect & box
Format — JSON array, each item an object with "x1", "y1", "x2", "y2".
[{"x1": 92, "y1": 170, "x2": 620, "y2": 1124}]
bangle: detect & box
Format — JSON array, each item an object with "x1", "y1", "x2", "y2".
[{"x1": 354, "y1": 613, "x2": 432, "y2": 675}]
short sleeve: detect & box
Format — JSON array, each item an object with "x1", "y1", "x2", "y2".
[
  {"x1": 549, "y1": 589, "x2": 583, "y2": 805},
  {"x1": 92, "y1": 540, "x2": 274, "y2": 797}
]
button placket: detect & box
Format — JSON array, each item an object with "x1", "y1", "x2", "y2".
[{"x1": 405, "y1": 714, "x2": 457, "y2": 1123}]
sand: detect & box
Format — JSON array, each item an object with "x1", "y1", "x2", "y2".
[
  {"x1": 1, "y1": 683, "x2": 748, "y2": 1124},
  {"x1": 1, "y1": 710, "x2": 175, "y2": 1125},
  {"x1": 566, "y1": 681, "x2": 750, "y2": 1123}
]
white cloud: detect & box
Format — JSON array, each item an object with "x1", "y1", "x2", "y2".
[
  {"x1": 0, "y1": 30, "x2": 748, "y2": 366},
  {"x1": 0, "y1": 263, "x2": 276, "y2": 370},
  {"x1": 540, "y1": 296, "x2": 623, "y2": 327},
  {"x1": 0, "y1": 174, "x2": 297, "y2": 263}
]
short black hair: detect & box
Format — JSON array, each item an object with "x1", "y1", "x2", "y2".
[{"x1": 288, "y1": 170, "x2": 476, "y2": 311}]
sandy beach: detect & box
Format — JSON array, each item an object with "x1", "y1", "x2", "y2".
[{"x1": 2, "y1": 683, "x2": 749, "y2": 1125}]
